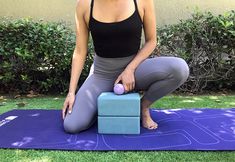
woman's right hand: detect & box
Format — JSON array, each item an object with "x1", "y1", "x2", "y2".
[{"x1": 62, "y1": 92, "x2": 75, "y2": 120}]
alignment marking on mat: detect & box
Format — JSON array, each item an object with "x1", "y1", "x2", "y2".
[
  {"x1": 101, "y1": 132, "x2": 192, "y2": 150},
  {"x1": 0, "y1": 116, "x2": 18, "y2": 127},
  {"x1": 194, "y1": 115, "x2": 235, "y2": 142},
  {"x1": 160, "y1": 120, "x2": 219, "y2": 144}
]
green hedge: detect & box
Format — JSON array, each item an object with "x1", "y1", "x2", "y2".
[
  {"x1": 0, "y1": 17, "x2": 94, "y2": 94},
  {"x1": 154, "y1": 10, "x2": 235, "y2": 93}
]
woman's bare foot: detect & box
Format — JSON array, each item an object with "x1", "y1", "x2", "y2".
[{"x1": 141, "y1": 107, "x2": 158, "y2": 129}]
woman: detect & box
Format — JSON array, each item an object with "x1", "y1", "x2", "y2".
[{"x1": 62, "y1": 0, "x2": 189, "y2": 133}]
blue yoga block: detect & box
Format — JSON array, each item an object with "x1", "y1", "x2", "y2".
[
  {"x1": 97, "y1": 92, "x2": 140, "y2": 116},
  {"x1": 98, "y1": 116, "x2": 140, "y2": 134}
]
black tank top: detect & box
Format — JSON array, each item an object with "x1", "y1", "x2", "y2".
[{"x1": 89, "y1": 0, "x2": 143, "y2": 58}]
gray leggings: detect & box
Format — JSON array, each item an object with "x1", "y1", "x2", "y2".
[{"x1": 63, "y1": 54, "x2": 190, "y2": 133}]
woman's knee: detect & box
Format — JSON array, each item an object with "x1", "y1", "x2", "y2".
[
  {"x1": 171, "y1": 57, "x2": 190, "y2": 83},
  {"x1": 63, "y1": 116, "x2": 92, "y2": 134}
]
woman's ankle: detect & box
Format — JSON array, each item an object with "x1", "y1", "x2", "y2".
[
  {"x1": 141, "y1": 108, "x2": 150, "y2": 117},
  {"x1": 141, "y1": 98, "x2": 152, "y2": 109}
]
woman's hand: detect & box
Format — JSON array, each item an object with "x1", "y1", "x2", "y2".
[
  {"x1": 62, "y1": 92, "x2": 75, "y2": 120},
  {"x1": 114, "y1": 68, "x2": 135, "y2": 93}
]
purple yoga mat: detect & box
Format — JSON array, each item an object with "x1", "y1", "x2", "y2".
[{"x1": 0, "y1": 108, "x2": 235, "y2": 150}]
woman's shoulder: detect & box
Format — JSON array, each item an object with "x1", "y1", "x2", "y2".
[
  {"x1": 76, "y1": 0, "x2": 90, "y2": 13},
  {"x1": 141, "y1": 0, "x2": 154, "y2": 9},
  {"x1": 76, "y1": 0, "x2": 92, "y2": 26}
]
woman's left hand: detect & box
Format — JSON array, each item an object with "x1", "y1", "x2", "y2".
[{"x1": 114, "y1": 68, "x2": 135, "y2": 93}]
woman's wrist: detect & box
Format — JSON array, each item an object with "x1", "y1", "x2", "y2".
[
  {"x1": 67, "y1": 92, "x2": 75, "y2": 97},
  {"x1": 125, "y1": 66, "x2": 136, "y2": 72}
]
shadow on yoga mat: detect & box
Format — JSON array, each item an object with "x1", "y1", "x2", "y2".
[{"x1": 0, "y1": 108, "x2": 235, "y2": 151}]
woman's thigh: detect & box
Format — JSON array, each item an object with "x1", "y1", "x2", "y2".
[
  {"x1": 63, "y1": 74, "x2": 115, "y2": 133},
  {"x1": 133, "y1": 56, "x2": 189, "y2": 91}
]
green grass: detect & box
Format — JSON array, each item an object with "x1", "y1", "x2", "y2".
[{"x1": 0, "y1": 93, "x2": 235, "y2": 162}]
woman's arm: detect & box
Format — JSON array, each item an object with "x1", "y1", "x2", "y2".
[
  {"x1": 68, "y1": 0, "x2": 89, "y2": 95},
  {"x1": 126, "y1": 0, "x2": 157, "y2": 71}
]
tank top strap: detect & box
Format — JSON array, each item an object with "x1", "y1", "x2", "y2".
[
  {"x1": 133, "y1": 0, "x2": 138, "y2": 11},
  {"x1": 133, "y1": 0, "x2": 142, "y2": 24},
  {"x1": 90, "y1": 0, "x2": 94, "y2": 19}
]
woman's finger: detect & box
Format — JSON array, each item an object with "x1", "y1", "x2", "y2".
[
  {"x1": 131, "y1": 80, "x2": 135, "y2": 91},
  {"x1": 114, "y1": 75, "x2": 121, "y2": 85},
  {"x1": 128, "y1": 83, "x2": 132, "y2": 92},
  {"x1": 62, "y1": 108, "x2": 66, "y2": 120},
  {"x1": 132, "y1": 82, "x2": 135, "y2": 91},
  {"x1": 128, "y1": 81, "x2": 134, "y2": 91},
  {"x1": 68, "y1": 103, "x2": 72, "y2": 114},
  {"x1": 62, "y1": 102, "x2": 68, "y2": 119},
  {"x1": 127, "y1": 83, "x2": 132, "y2": 92},
  {"x1": 123, "y1": 84, "x2": 128, "y2": 93}
]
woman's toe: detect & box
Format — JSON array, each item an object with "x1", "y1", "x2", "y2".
[
  {"x1": 149, "y1": 126, "x2": 154, "y2": 129},
  {"x1": 149, "y1": 125, "x2": 155, "y2": 129},
  {"x1": 153, "y1": 123, "x2": 158, "y2": 129}
]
